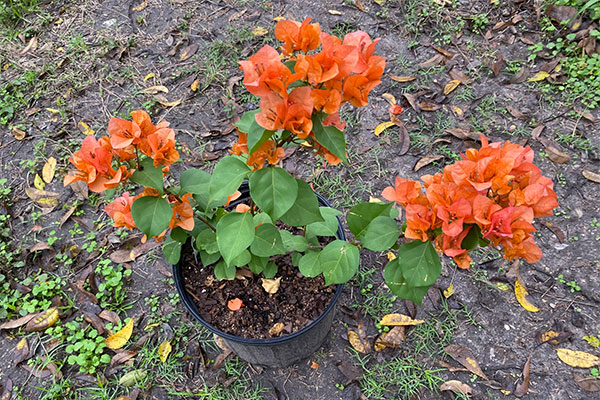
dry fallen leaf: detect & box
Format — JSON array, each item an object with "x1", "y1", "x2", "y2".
[
  {"x1": 119, "y1": 369, "x2": 147, "y2": 387},
  {"x1": 105, "y1": 318, "x2": 134, "y2": 350},
  {"x1": 252, "y1": 27, "x2": 269, "y2": 36},
  {"x1": 528, "y1": 71, "x2": 550, "y2": 82},
  {"x1": 0, "y1": 313, "x2": 37, "y2": 331},
  {"x1": 328, "y1": 9, "x2": 342, "y2": 15},
  {"x1": 440, "y1": 380, "x2": 472, "y2": 396},
  {"x1": 78, "y1": 121, "x2": 95, "y2": 135},
  {"x1": 531, "y1": 125, "x2": 545, "y2": 140},
  {"x1": 443, "y1": 79, "x2": 461, "y2": 95},
  {"x1": 132, "y1": 0, "x2": 147, "y2": 11},
  {"x1": 514, "y1": 353, "x2": 532, "y2": 397},
  {"x1": 583, "y1": 170, "x2": 600, "y2": 183},
  {"x1": 445, "y1": 344, "x2": 488, "y2": 379},
  {"x1": 545, "y1": 144, "x2": 570, "y2": 164},
  {"x1": 227, "y1": 298, "x2": 243, "y2": 311},
  {"x1": 34, "y1": 174, "x2": 45, "y2": 191},
  {"x1": 374, "y1": 326, "x2": 405, "y2": 351},
  {"x1": 20, "y1": 36, "x2": 37, "y2": 55},
  {"x1": 229, "y1": 8, "x2": 247, "y2": 22},
  {"x1": 574, "y1": 373, "x2": 600, "y2": 392},
  {"x1": 556, "y1": 348, "x2": 600, "y2": 368},
  {"x1": 25, "y1": 308, "x2": 59, "y2": 331},
  {"x1": 144, "y1": 73, "x2": 155, "y2": 81},
  {"x1": 374, "y1": 121, "x2": 395, "y2": 137},
  {"x1": 268, "y1": 322, "x2": 285, "y2": 337},
  {"x1": 536, "y1": 329, "x2": 572, "y2": 345},
  {"x1": 142, "y1": 85, "x2": 169, "y2": 94},
  {"x1": 448, "y1": 67, "x2": 473, "y2": 84},
  {"x1": 414, "y1": 155, "x2": 444, "y2": 172},
  {"x1": 515, "y1": 279, "x2": 540, "y2": 312},
  {"x1": 261, "y1": 277, "x2": 281, "y2": 294},
  {"x1": 381, "y1": 93, "x2": 396, "y2": 105},
  {"x1": 347, "y1": 329, "x2": 369, "y2": 353},
  {"x1": 158, "y1": 340, "x2": 172, "y2": 363},
  {"x1": 380, "y1": 313, "x2": 424, "y2": 326},
  {"x1": 12, "y1": 338, "x2": 29, "y2": 367},
  {"x1": 157, "y1": 98, "x2": 182, "y2": 108},
  {"x1": 419, "y1": 101, "x2": 441, "y2": 111},
  {"x1": 389, "y1": 75, "x2": 416, "y2": 82},
  {"x1": 12, "y1": 127, "x2": 26, "y2": 140},
  {"x1": 42, "y1": 157, "x2": 57, "y2": 184},
  {"x1": 191, "y1": 79, "x2": 200, "y2": 92},
  {"x1": 179, "y1": 43, "x2": 199, "y2": 61},
  {"x1": 443, "y1": 284, "x2": 454, "y2": 298}
]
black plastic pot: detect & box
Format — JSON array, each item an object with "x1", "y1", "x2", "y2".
[{"x1": 172, "y1": 182, "x2": 345, "y2": 368}]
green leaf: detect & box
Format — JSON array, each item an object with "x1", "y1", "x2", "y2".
[
  {"x1": 253, "y1": 212, "x2": 272, "y2": 227},
  {"x1": 214, "y1": 260, "x2": 236, "y2": 280},
  {"x1": 461, "y1": 224, "x2": 483, "y2": 251},
  {"x1": 195, "y1": 229, "x2": 218, "y2": 254},
  {"x1": 180, "y1": 169, "x2": 210, "y2": 196},
  {"x1": 234, "y1": 109, "x2": 274, "y2": 154},
  {"x1": 291, "y1": 252, "x2": 302, "y2": 267},
  {"x1": 232, "y1": 249, "x2": 251, "y2": 267},
  {"x1": 250, "y1": 223, "x2": 286, "y2": 257},
  {"x1": 162, "y1": 237, "x2": 182, "y2": 264},
  {"x1": 250, "y1": 129, "x2": 275, "y2": 155},
  {"x1": 280, "y1": 180, "x2": 324, "y2": 226},
  {"x1": 249, "y1": 167, "x2": 298, "y2": 219},
  {"x1": 319, "y1": 240, "x2": 359, "y2": 285},
  {"x1": 279, "y1": 230, "x2": 308, "y2": 252},
  {"x1": 396, "y1": 240, "x2": 441, "y2": 287},
  {"x1": 298, "y1": 251, "x2": 322, "y2": 278},
  {"x1": 263, "y1": 262, "x2": 277, "y2": 279},
  {"x1": 130, "y1": 157, "x2": 164, "y2": 193},
  {"x1": 216, "y1": 212, "x2": 255, "y2": 266},
  {"x1": 233, "y1": 109, "x2": 260, "y2": 133},
  {"x1": 207, "y1": 156, "x2": 251, "y2": 209},
  {"x1": 359, "y1": 216, "x2": 401, "y2": 251},
  {"x1": 306, "y1": 207, "x2": 342, "y2": 237},
  {"x1": 248, "y1": 254, "x2": 268, "y2": 275},
  {"x1": 347, "y1": 202, "x2": 395, "y2": 237},
  {"x1": 131, "y1": 196, "x2": 172, "y2": 238},
  {"x1": 170, "y1": 227, "x2": 188, "y2": 243},
  {"x1": 311, "y1": 114, "x2": 347, "y2": 163},
  {"x1": 383, "y1": 258, "x2": 430, "y2": 305},
  {"x1": 199, "y1": 250, "x2": 221, "y2": 267}
]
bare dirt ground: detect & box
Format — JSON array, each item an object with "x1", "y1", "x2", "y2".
[{"x1": 1, "y1": 0, "x2": 599, "y2": 399}]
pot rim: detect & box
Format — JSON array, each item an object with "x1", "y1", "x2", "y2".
[{"x1": 173, "y1": 184, "x2": 346, "y2": 345}]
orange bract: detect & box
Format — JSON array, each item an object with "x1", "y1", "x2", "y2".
[
  {"x1": 228, "y1": 298, "x2": 244, "y2": 311},
  {"x1": 382, "y1": 136, "x2": 558, "y2": 266},
  {"x1": 105, "y1": 192, "x2": 136, "y2": 230}
]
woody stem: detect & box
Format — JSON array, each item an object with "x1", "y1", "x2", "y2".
[{"x1": 195, "y1": 214, "x2": 216, "y2": 232}]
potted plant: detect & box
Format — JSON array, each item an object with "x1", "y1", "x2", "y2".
[
  {"x1": 64, "y1": 18, "x2": 386, "y2": 367},
  {"x1": 348, "y1": 135, "x2": 559, "y2": 304}
]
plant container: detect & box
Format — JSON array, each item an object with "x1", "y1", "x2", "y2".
[{"x1": 173, "y1": 183, "x2": 345, "y2": 367}]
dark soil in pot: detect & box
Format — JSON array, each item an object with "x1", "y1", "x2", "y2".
[{"x1": 180, "y1": 244, "x2": 337, "y2": 339}]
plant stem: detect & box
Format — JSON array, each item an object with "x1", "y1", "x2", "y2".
[{"x1": 196, "y1": 214, "x2": 216, "y2": 232}]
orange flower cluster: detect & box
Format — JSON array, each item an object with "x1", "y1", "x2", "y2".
[
  {"x1": 235, "y1": 18, "x2": 384, "y2": 168},
  {"x1": 64, "y1": 110, "x2": 179, "y2": 192},
  {"x1": 383, "y1": 137, "x2": 558, "y2": 268}
]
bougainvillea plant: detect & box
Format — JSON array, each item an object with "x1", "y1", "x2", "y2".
[
  {"x1": 64, "y1": 18, "x2": 384, "y2": 286},
  {"x1": 347, "y1": 136, "x2": 559, "y2": 304}
]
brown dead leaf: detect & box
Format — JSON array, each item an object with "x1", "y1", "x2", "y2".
[
  {"x1": 438, "y1": 360, "x2": 469, "y2": 372},
  {"x1": 491, "y1": 54, "x2": 507, "y2": 76},
  {"x1": 0, "y1": 313, "x2": 37, "y2": 330},
  {"x1": 30, "y1": 241, "x2": 53, "y2": 252},
  {"x1": 268, "y1": 322, "x2": 285, "y2": 337},
  {"x1": 445, "y1": 127, "x2": 481, "y2": 141},
  {"x1": 545, "y1": 144, "x2": 570, "y2": 164},
  {"x1": 391, "y1": 116, "x2": 410, "y2": 155},
  {"x1": 531, "y1": 125, "x2": 545, "y2": 140},
  {"x1": 402, "y1": 93, "x2": 420, "y2": 112},
  {"x1": 111, "y1": 350, "x2": 137, "y2": 367},
  {"x1": 110, "y1": 241, "x2": 160, "y2": 264},
  {"x1": 390, "y1": 75, "x2": 416, "y2": 83},
  {"x1": 443, "y1": 80, "x2": 461, "y2": 95},
  {"x1": 374, "y1": 326, "x2": 405, "y2": 351},
  {"x1": 25, "y1": 308, "x2": 59, "y2": 331},
  {"x1": 22, "y1": 364, "x2": 54, "y2": 378},
  {"x1": 440, "y1": 380, "x2": 472, "y2": 396},
  {"x1": 541, "y1": 58, "x2": 561, "y2": 73},
  {"x1": 546, "y1": 5, "x2": 581, "y2": 30},
  {"x1": 25, "y1": 187, "x2": 60, "y2": 202},
  {"x1": 336, "y1": 360, "x2": 364, "y2": 382},
  {"x1": 583, "y1": 170, "x2": 600, "y2": 183},
  {"x1": 506, "y1": 105, "x2": 528, "y2": 120},
  {"x1": 540, "y1": 221, "x2": 566, "y2": 243},
  {"x1": 514, "y1": 353, "x2": 532, "y2": 397},
  {"x1": 157, "y1": 97, "x2": 182, "y2": 108},
  {"x1": 261, "y1": 277, "x2": 281, "y2": 294},
  {"x1": 509, "y1": 66, "x2": 529, "y2": 84},
  {"x1": 448, "y1": 67, "x2": 473, "y2": 85},
  {"x1": 179, "y1": 43, "x2": 199, "y2": 61},
  {"x1": 445, "y1": 344, "x2": 488, "y2": 379},
  {"x1": 12, "y1": 338, "x2": 29, "y2": 367},
  {"x1": 228, "y1": 8, "x2": 247, "y2": 22},
  {"x1": 419, "y1": 101, "x2": 441, "y2": 111},
  {"x1": 12, "y1": 127, "x2": 26, "y2": 140},
  {"x1": 574, "y1": 106, "x2": 596, "y2": 122},
  {"x1": 20, "y1": 36, "x2": 37, "y2": 55},
  {"x1": 414, "y1": 155, "x2": 444, "y2": 172},
  {"x1": 433, "y1": 46, "x2": 455, "y2": 58},
  {"x1": 418, "y1": 53, "x2": 445, "y2": 68},
  {"x1": 574, "y1": 373, "x2": 600, "y2": 392},
  {"x1": 212, "y1": 348, "x2": 233, "y2": 370},
  {"x1": 142, "y1": 85, "x2": 168, "y2": 94},
  {"x1": 99, "y1": 310, "x2": 121, "y2": 325},
  {"x1": 132, "y1": 0, "x2": 147, "y2": 11},
  {"x1": 1, "y1": 378, "x2": 13, "y2": 400}
]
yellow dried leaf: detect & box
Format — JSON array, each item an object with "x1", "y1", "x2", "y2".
[
  {"x1": 12, "y1": 127, "x2": 26, "y2": 140},
  {"x1": 443, "y1": 79, "x2": 461, "y2": 95},
  {"x1": 389, "y1": 75, "x2": 416, "y2": 82},
  {"x1": 443, "y1": 284, "x2": 454, "y2": 299},
  {"x1": 328, "y1": 10, "x2": 342, "y2": 15},
  {"x1": 54, "y1": 18, "x2": 63, "y2": 25},
  {"x1": 42, "y1": 157, "x2": 57, "y2": 183},
  {"x1": 374, "y1": 121, "x2": 395, "y2": 137},
  {"x1": 132, "y1": 0, "x2": 147, "y2": 11},
  {"x1": 375, "y1": 0, "x2": 385, "y2": 4},
  {"x1": 37, "y1": 198, "x2": 59, "y2": 208},
  {"x1": 273, "y1": 16, "x2": 285, "y2": 22},
  {"x1": 528, "y1": 71, "x2": 550, "y2": 82},
  {"x1": 450, "y1": 105, "x2": 463, "y2": 117},
  {"x1": 25, "y1": 308, "x2": 59, "y2": 331},
  {"x1": 515, "y1": 280, "x2": 540, "y2": 312},
  {"x1": 495, "y1": 282, "x2": 510, "y2": 291},
  {"x1": 368, "y1": 196, "x2": 382, "y2": 203},
  {"x1": 584, "y1": 336, "x2": 600, "y2": 349},
  {"x1": 34, "y1": 174, "x2": 45, "y2": 191},
  {"x1": 158, "y1": 340, "x2": 172, "y2": 363},
  {"x1": 269, "y1": 322, "x2": 285, "y2": 337},
  {"x1": 78, "y1": 121, "x2": 95, "y2": 136},
  {"x1": 380, "y1": 313, "x2": 424, "y2": 326},
  {"x1": 144, "y1": 73, "x2": 155, "y2": 81},
  {"x1": 252, "y1": 27, "x2": 269, "y2": 36},
  {"x1": 556, "y1": 348, "x2": 600, "y2": 368},
  {"x1": 143, "y1": 85, "x2": 169, "y2": 94},
  {"x1": 144, "y1": 323, "x2": 159, "y2": 331},
  {"x1": 347, "y1": 329, "x2": 368, "y2": 353},
  {"x1": 261, "y1": 277, "x2": 281, "y2": 294},
  {"x1": 191, "y1": 79, "x2": 200, "y2": 92},
  {"x1": 540, "y1": 330, "x2": 560, "y2": 343},
  {"x1": 381, "y1": 93, "x2": 396, "y2": 105},
  {"x1": 387, "y1": 251, "x2": 396, "y2": 261},
  {"x1": 46, "y1": 108, "x2": 60, "y2": 114},
  {"x1": 374, "y1": 326, "x2": 405, "y2": 352},
  {"x1": 105, "y1": 318, "x2": 134, "y2": 349},
  {"x1": 158, "y1": 98, "x2": 182, "y2": 108}
]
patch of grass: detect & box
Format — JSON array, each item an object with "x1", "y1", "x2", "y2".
[
  {"x1": 352, "y1": 267, "x2": 398, "y2": 322},
  {"x1": 0, "y1": 0, "x2": 38, "y2": 27},
  {"x1": 0, "y1": 69, "x2": 40, "y2": 126}
]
